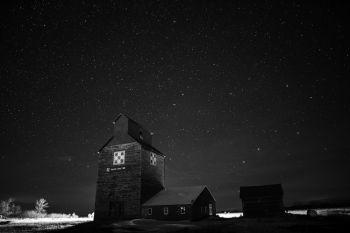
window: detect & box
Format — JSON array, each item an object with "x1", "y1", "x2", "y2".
[
  {"x1": 147, "y1": 208, "x2": 152, "y2": 215},
  {"x1": 180, "y1": 206, "x2": 186, "y2": 214},
  {"x1": 164, "y1": 207, "x2": 168, "y2": 215},
  {"x1": 113, "y1": 151, "x2": 125, "y2": 165},
  {"x1": 139, "y1": 131, "x2": 144, "y2": 140},
  {"x1": 150, "y1": 152, "x2": 157, "y2": 166},
  {"x1": 209, "y1": 203, "x2": 213, "y2": 216}
]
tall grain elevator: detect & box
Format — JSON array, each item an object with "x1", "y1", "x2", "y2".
[{"x1": 94, "y1": 114, "x2": 165, "y2": 221}]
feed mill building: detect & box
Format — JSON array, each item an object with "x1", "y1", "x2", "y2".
[
  {"x1": 239, "y1": 184, "x2": 284, "y2": 217},
  {"x1": 94, "y1": 114, "x2": 216, "y2": 221}
]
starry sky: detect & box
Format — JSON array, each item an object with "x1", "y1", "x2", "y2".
[{"x1": 1, "y1": 1, "x2": 350, "y2": 215}]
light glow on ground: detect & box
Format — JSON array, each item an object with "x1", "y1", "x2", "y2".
[
  {"x1": 217, "y1": 207, "x2": 350, "y2": 218},
  {"x1": 286, "y1": 208, "x2": 350, "y2": 216},
  {"x1": 3, "y1": 217, "x2": 93, "y2": 224},
  {"x1": 217, "y1": 212, "x2": 243, "y2": 218}
]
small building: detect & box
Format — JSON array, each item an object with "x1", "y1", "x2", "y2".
[
  {"x1": 240, "y1": 184, "x2": 284, "y2": 217},
  {"x1": 142, "y1": 185, "x2": 216, "y2": 221}
]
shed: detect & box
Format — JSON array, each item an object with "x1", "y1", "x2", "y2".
[
  {"x1": 142, "y1": 185, "x2": 216, "y2": 220},
  {"x1": 240, "y1": 184, "x2": 284, "y2": 217}
]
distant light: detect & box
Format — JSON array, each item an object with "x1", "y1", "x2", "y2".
[{"x1": 217, "y1": 212, "x2": 243, "y2": 218}]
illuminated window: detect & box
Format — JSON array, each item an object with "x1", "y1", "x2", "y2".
[
  {"x1": 148, "y1": 208, "x2": 152, "y2": 215},
  {"x1": 150, "y1": 152, "x2": 157, "y2": 166},
  {"x1": 164, "y1": 207, "x2": 168, "y2": 215},
  {"x1": 209, "y1": 203, "x2": 213, "y2": 216},
  {"x1": 113, "y1": 151, "x2": 125, "y2": 165},
  {"x1": 180, "y1": 206, "x2": 186, "y2": 214}
]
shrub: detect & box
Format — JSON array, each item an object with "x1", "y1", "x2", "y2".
[
  {"x1": 0, "y1": 198, "x2": 22, "y2": 217},
  {"x1": 21, "y1": 210, "x2": 46, "y2": 218},
  {"x1": 46, "y1": 213, "x2": 69, "y2": 218}
]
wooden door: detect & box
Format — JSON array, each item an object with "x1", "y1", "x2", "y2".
[{"x1": 109, "y1": 201, "x2": 124, "y2": 218}]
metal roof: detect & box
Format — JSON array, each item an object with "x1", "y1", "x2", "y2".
[
  {"x1": 142, "y1": 185, "x2": 210, "y2": 206},
  {"x1": 98, "y1": 113, "x2": 164, "y2": 155}
]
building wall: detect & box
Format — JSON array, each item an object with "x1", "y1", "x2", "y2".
[
  {"x1": 142, "y1": 204, "x2": 192, "y2": 220},
  {"x1": 140, "y1": 147, "x2": 165, "y2": 203},
  {"x1": 94, "y1": 142, "x2": 142, "y2": 221},
  {"x1": 112, "y1": 115, "x2": 133, "y2": 145},
  {"x1": 242, "y1": 196, "x2": 284, "y2": 217}
]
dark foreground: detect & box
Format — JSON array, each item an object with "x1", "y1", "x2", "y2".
[{"x1": 1, "y1": 215, "x2": 350, "y2": 233}]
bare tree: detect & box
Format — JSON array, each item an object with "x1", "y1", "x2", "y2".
[{"x1": 35, "y1": 198, "x2": 49, "y2": 214}]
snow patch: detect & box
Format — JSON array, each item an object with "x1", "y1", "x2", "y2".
[{"x1": 7, "y1": 217, "x2": 93, "y2": 224}]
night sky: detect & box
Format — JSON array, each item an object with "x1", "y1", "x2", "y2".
[{"x1": 1, "y1": 1, "x2": 350, "y2": 215}]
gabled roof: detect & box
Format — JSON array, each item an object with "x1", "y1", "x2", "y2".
[
  {"x1": 98, "y1": 113, "x2": 164, "y2": 155},
  {"x1": 142, "y1": 185, "x2": 213, "y2": 206},
  {"x1": 240, "y1": 184, "x2": 283, "y2": 199},
  {"x1": 113, "y1": 113, "x2": 148, "y2": 131}
]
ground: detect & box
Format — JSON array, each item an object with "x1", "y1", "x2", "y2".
[{"x1": 1, "y1": 215, "x2": 350, "y2": 233}]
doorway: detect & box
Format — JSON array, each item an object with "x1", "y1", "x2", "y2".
[{"x1": 109, "y1": 201, "x2": 124, "y2": 218}]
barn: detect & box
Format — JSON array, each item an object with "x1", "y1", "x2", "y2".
[
  {"x1": 94, "y1": 113, "x2": 216, "y2": 222},
  {"x1": 142, "y1": 186, "x2": 216, "y2": 220},
  {"x1": 240, "y1": 184, "x2": 284, "y2": 217}
]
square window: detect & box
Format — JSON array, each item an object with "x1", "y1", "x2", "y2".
[
  {"x1": 180, "y1": 206, "x2": 186, "y2": 214},
  {"x1": 113, "y1": 151, "x2": 125, "y2": 165},
  {"x1": 164, "y1": 207, "x2": 168, "y2": 215},
  {"x1": 150, "y1": 152, "x2": 157, "y2": 166},
  {"x1": 148, "y1": 208, "x2": 152, "y2": 215}
]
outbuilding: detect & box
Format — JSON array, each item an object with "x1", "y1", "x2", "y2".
[
  {"x1": 142, "y1": 185, "x2": 216, "y2": 221},
  {"x1": 240, "y1": 184, "x2": 284, "y2": 217}
]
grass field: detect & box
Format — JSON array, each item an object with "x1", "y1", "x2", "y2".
[{"x1": 1, "y1": 214, "x2": 350, "y2": 233}]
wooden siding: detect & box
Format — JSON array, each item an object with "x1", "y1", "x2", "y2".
[
  {"x1": 140, "y1": 147, "x2": 165, "y2": 203},
  {"x1": 111, "y1": 115, "x2": 134, "y2": 145},
  {"x1": 94, "y1": 142, "x2": 142, "y2": 221},
  {"x1": 242, "y1": 197, "x2": 284, "y2": 217},
  {"x1": 141, "y1": 187, "x2": 216, "y2": 221}
]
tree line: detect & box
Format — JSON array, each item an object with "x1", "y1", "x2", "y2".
[{"x1": 0, "y1": 197, "x2": 49, "y2": 218}]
